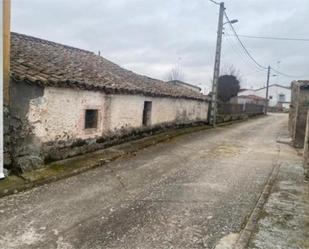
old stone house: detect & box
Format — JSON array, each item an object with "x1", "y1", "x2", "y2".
[{"x1": 7, "y1": 32, "x2": 209, "y2": 173}]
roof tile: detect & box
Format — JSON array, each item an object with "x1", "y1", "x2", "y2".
[{"x1": 11, "y1": 33, "x2": 207, "y2": 100}]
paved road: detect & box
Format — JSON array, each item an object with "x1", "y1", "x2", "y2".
[{"x1": 0, "y1": 114, "x2": 287, "y2": 249}]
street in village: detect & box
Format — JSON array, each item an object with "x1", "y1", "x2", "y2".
[{"x1": 1, "y1": 113, "x2": 307, "y2": 249}]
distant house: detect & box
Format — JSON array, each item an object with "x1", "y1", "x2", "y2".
[
  {"x1": 168, "y1": 80, "x2": 202, "y2": 93},
  {"x1": 239, "y1": 84, "x2": 291, "y2": 109},
  {"x1": 8, "y1": 32, "x2": 209, "y2": 172}
]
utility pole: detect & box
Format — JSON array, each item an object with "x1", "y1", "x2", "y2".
[
  {"x1": 265, "y1": 65, "x2": 271, "y2": 115},
  {"x1": 0, "y1": 0, "x2": 10, "y2": 179},
  {"x1": 209, "y1": 2, "x2": 225, "y2": 126}
]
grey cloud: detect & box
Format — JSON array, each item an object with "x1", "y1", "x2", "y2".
[{"x1": 11, "y1": 0, "x2": 309, "y2": 91}]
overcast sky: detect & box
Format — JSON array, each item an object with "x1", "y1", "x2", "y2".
[{"x1": 11, "y1": 0, "x2": 309, "y2": 93}]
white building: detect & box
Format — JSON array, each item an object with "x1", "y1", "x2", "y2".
[{"x1": 239, "y1": 84, "x2": 291, "y2": 109}]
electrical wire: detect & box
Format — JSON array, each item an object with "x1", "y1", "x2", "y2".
[
  {"x1": 225, "y1": 34, "x2": 309, "y2": 42},
  {"x1": 223, "y1": 34, "x2": 265, "y2": 72},
  {"x1": 223, "y1": 11, "x2": 268, "y2": 70},
  {"x1": 208, "y1": 0, "x2": 220, "y2": 5},
  {"x1": 222, "y1": 9, "x2": 307, "y2": 80},
  {"x1": 271, "y1": 67, "x2": 307, "y2": 78}
]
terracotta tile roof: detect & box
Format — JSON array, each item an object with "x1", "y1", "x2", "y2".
[{"x1": 11, "y1": 32, "x2": 208, "y2": 101}]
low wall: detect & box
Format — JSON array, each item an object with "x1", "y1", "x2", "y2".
[
  {"x1": 218, "y1": 102, "x2": 264, "y2": 116},
  {"x1": 216, "y1": 102, "x2": 264, "y2": 124}
]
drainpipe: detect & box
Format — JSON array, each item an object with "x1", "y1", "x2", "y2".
[{"x1": 1, "y1": 0, "x2": 10, "y2": 179}]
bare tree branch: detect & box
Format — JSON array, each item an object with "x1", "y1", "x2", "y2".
[{"x1": 167, "y1": 66, "x2": 185, "y2": 82}]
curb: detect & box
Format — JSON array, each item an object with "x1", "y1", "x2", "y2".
[
  {"x1": 0, "y1": 115, "x2": 265, "y2": 198},
  {"x1": 233, "y1": 157, "x2": 281, "y2": 248}
]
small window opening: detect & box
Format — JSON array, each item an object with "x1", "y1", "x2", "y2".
[
  {"x1": 85, "y1": 109, "x2": 98, "y2": 129},
  {"x1": 143, "y1": 101, "x2": 152, "y2": 126},
  {"x1": 269, "y1": 96, "x2": 273, "y2": 99}
]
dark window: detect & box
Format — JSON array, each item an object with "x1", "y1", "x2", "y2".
[
  {"x1": 269, "y1": 96, "x2": 273, "y2": 99},
  {"x1": 85, "y1": 109, "x2": 98, "y2": 129},
  {"x1": 143, "y1": 101, "x2": 152, "y2": 126}
]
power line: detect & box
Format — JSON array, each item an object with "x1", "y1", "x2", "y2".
[
  {"x1": 223, "y1": 11, "x2": 307, "y2": 79},
  {"x1": 271, "y1": 67, "x2": 307, "y2": 78},
  {"x1": 208, "y1": 0, "x2": 220, "y2": 5},
  {"x1": 225, "y1": 34, "x2": 309, "y2": 42},
  {"x1": 223, "y1": 34, "x2": 265, "y2": 72},
  {"x1": 223, "y1": 11, "x2": 268, "y2": 70}
]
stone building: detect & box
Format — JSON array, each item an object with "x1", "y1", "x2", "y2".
[
  {"x1": 7, "y1": 32, "x2": 209, "y2": 173},
  {"x1": 289, "y1": 80, "x2": 309, "y2": 148}
]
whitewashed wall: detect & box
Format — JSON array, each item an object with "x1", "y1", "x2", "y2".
[{"x1": 27, "y1": 87, "x2": 208, "y2": 143}]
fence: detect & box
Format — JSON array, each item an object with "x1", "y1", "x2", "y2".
[{"x1": 217, "y1": 102, "x2": 265, "y2": 115}]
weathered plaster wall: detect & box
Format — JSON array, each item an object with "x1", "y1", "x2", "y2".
[
  {"x1": 9, "y1": 80, "x2": 45, "y2": 172},
  {"x1": 28, "y1": 88, "x2": 208, "y2": 142},
  {"x1": 28, "y1": 87, "x2": 106, "y2": 142},
  {"x1": 11, "y1": 84, "x2": 208, "y2": 171},
  {"x1": 108, "y1": 94, "x2": 208, "y2": 131}
]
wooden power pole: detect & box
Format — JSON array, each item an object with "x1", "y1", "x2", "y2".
[
  {"x1": 3, "y1": 0, "x2": 10, "y2": 106},
  {"x1": 1, "y1": 0, "x2": 10, "y2": 179}
]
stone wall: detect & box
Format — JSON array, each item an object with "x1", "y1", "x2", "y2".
[
  {"x1": 3, "y1": 106, "x2": 11, "y2": 172},
  {"x1": 289, "y1": 82, "x2": 298, "y2": 135},
  {"x1": 303, "y1": 110, "x2": 309, "y2": 179},
  {"x1": 289, "y1": 81, "x2": 309, "y2": 148},
  {"x1": 9, "y1": 80, "x2": 45, "y2": 172},
  {"x1": 9, "y1": 81, "x2": 209, "y2": 172}
]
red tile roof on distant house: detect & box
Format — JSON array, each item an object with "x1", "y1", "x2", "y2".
[{"x1": 11, "y1": 32, "x2": 208, "y2": 101}]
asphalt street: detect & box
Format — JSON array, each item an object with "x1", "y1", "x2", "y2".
[{"x1": 0, "y1": 114, "x2": 287, "y2": 249}]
